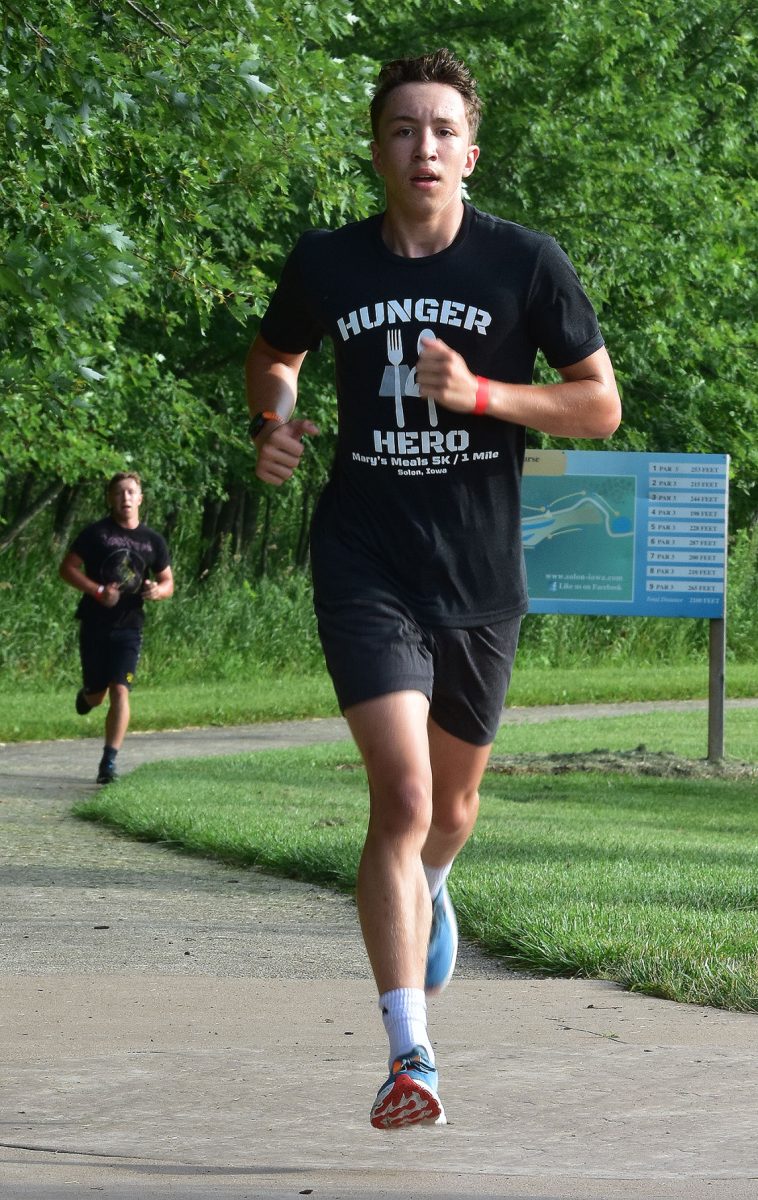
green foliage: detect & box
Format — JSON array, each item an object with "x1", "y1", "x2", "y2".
[
  {"x1": 0, "y1": 530, "x2": 324, "y2": 687},
  {"x1": 0, "y1": 521, "x2": 755, "y2": 694},
  {"x1": 145, "y1": 564, "x2": 325, "y2": 680},
  {"x1": 1, "y1": 0, "x2": 756, "y2": 569},
  {"x1": 0, "y1": 0, "x2": 375, "y2": 500}
]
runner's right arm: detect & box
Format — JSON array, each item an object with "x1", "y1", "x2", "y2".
[
  {"x1": 245, "y1": 334, "x2": 319, "y2": 486},
  {"x1": 58, "y1": 553, "x2": 120, "y2": 607}
]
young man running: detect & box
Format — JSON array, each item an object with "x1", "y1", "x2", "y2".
[
  {"x1": 246, "y1": 48, "x2": 621, "y2": 1128},
  {"x1": 59, "y1": 472, "x2": 173, "y2": 784}
]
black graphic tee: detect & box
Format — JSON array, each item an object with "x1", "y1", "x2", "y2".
[
  {"x1": 260, "y1": 204, "x2": 604, "y2": 626},
  {"x1": 69, "y1": 517, "x2": 170, "y2": 629}
]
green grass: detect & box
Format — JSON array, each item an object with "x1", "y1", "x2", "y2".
[
  {"x1": 0, "y1": 673, "x2": 340, "y2": 743},
  {"x1": 74, "y1": 710, "x2": 758, "y2": 1013},
  {"x1": 493, "y1": 706, "x2": 758, "y2": 762},
  {"x1": 2, "y1": 659, "x2": 756, "y2": 743}
]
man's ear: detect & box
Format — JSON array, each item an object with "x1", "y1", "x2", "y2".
[
  {"x1": 462, "y1": 144, "x2": 480, "y2": 179},
  {"x1": 371, "y1": 140, "x2": 384, "y2": 176}
]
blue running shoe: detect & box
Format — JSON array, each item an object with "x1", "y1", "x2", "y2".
[
  {"x1": 369, "y1": 1045, "x2": 446, "y2": 1130},
  {"x1": 425, "y1": 882, "x2": 458, "y2": 995}
]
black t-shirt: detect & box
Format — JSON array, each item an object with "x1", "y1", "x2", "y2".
[
  {"x1": 260, "y1": 204, "x2": 604, "y2": 626},
  {"x1": 69, "y1": 516, "x2": 170, "y2": 629}
]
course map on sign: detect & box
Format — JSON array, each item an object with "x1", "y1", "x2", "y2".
[{"x1": 521, "y1": 450, "x2": 728, "y2": 618}]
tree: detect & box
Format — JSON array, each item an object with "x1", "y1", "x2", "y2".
[
  {"x1": 0, "y1": 0, "x2": 376, "y2": 549},
  {"x1": 339, "y1": 0, "x2": 758, "y2": 527},
  {"x1": 3, "y1": 0, "x2": 756, "y2": 565}
]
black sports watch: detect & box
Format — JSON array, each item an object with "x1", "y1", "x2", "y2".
[{"x1": 248, "y1": 410, "x2": 284, "y2": 442}]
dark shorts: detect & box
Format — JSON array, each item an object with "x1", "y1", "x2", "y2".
[
  {"x1": 315, "y1": 598, "x2": 521, "y2": 747},
  {"x1": 79, "y1": 624, "x2": 142, "y2": 694}
]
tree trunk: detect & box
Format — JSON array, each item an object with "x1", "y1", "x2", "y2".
[
  {"x1": 197, "y1": 495, "x2": 223, "y2": 578},
  {"x1": 295, "y1": 487, "x2": 311, "y2": 570},
  {"x1": 0, "y1": 482, "x2": 65, "y2": 553},
  {"x1": 229, "y1": 482, "x2": 247, "y2": 559},
  {"x1": 241, "y1": 490, "x2": 260, "y2": 567},
  {"x1": 197, "y1": 485, "x2": 246, "y2": 576},
  {"x1": 52, "y1": 484, "x2": 83, "y2": 548},
  {"x1": 161, "y1": 508, "x2": 179, "y2": 546},
  {"x1": 257, "y1": 492, "x2": 272, "y2": 577}
]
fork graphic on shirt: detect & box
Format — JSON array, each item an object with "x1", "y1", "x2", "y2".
[
  {"x1": 385, "y1": 329, "x2": 438, "y2": 429},
  {"x1": 386, "y1": 329, "x2": 405, "y2": 427}
]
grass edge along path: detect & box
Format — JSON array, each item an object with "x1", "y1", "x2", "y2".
[
  {"x1": 74, "y1": 735, "x2": 758, "y2": 1015},
  {"x1": 2, "y1": 659, "x2": 758, "y2": 743}
]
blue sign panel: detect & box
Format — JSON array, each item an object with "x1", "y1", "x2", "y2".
[{"x1": 521, "y1": 450, "x2": 729, "y2": 618}]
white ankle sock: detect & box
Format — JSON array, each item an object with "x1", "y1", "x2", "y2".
[
  {"x1": 379, "y1": 988, "x2": 434, "y2": 1065},
  {"x1": 423, "y1": 861, "x2": 453, "y2": 901}
]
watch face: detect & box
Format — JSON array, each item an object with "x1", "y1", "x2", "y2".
[
  {"x1": 248, "y1": 413, "x2": 266, "y2": 441},
  {"x1": 249, "y1": 411, "x2": 283, "y2": 441}
]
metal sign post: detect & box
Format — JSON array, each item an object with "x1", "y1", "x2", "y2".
[{"x1": 708, "y1": 618, "x2": 726, "y2": 761}]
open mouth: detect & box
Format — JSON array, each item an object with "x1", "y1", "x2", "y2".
[{"x1": 411, "y1": 172, "x2": 439, "y2": 186}]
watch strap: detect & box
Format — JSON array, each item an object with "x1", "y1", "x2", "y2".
[{"x1": 249, "y1": 410, "x2": 285, "y2": 442}]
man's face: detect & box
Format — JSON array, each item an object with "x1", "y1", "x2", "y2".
[
  {"x1": 109, "y1": 478, "x2": 143, "y2": 525},
  {"x1": 371, "y1": 82, "x2": 479, "y2": 219}
]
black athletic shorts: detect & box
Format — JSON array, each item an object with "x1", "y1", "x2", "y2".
[
  {"x1": 315, "y1": 598, "x2": 521, "y2": 747},
  {"x1": 79, "y1": 624, "x2": 142, "y2": 694}
]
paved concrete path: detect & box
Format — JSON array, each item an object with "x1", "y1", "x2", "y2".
[{"x1": 1, "y1": 701, "x2": 757, "y2": 1199}]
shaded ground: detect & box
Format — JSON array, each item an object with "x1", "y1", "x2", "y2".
[{"x1": 489, "y1": 746, "x2": 757, "y2": 780}]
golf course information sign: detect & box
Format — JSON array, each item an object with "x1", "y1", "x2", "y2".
[{"x1": 521, "y1": 450, "x2": 729, "y2": 618}]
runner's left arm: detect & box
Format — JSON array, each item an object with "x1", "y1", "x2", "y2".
[
  {"x1": 142, "y1": 565, "x2": 174, "y2": 601},
  {"x1": 416, "y1": 340, "x2": 621, "y2": 439}
]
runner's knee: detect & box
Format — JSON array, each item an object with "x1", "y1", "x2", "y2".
[
  {"x1": 368, "y1": 776, "x2": 432, "y2": 843},
  {"x1": 431, "y1": 786, "x2": 480, "y2": 839}
]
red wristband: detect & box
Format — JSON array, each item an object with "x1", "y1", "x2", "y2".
[
  {"x1": 473, "y1": 376, "x2": 489, "y2": 415},
  {"x1": 95, "y1": 584, "x2": 105, "y2": 602}
]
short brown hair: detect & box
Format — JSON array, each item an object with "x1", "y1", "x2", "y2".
[
  {"x1": 370, "y1": 48, "x2": 482, "y2": 141},
  {"x1": 106, "y1": 471, "x2": 142, "y2": 501}
]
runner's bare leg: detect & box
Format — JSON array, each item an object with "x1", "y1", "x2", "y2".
[{"x1": 346, "y1": 691, "x2": 433, "y2": 994}]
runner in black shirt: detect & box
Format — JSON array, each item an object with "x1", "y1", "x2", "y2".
[
  {"x1": 59, "y1": 472, "x2": 173, "y2": 784},
  {"x1": 246, "y1": 49, "x2": 621, "y2": 1129}
]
